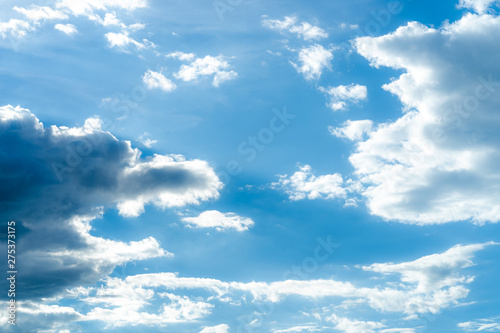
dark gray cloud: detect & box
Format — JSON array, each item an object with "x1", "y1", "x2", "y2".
[{"x1": 0, "y1": 105, "x2": 221, "y2": 299}]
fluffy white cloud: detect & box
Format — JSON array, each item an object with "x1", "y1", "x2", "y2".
[
  {"x1": 55, "y1": 23, "x2": 78, "y2": 35},
  {"x1": 458, "y1": 316, "x2": 500, "y2": 331},
  {"x1": 458, "y1": 0, "x2": 500, "y2": 13},
  {"x1": 181, "y1": 210, "x2": 255, "y2": 231},
  {"x1": 329, "y1": 120, "x2": 373, "y2": 141},
  {"x1": 1, "y1": 0, "x2": 148, "y2": 43},
  {"x1": 273, "y1": 165, "x2": 347, "y2": 201},
  {"x1": 174, "y1": 55, "x2": 238, "y2": 87},
  {"x1": 105, "y1": 32, "x2": 150, "y2": 50},
  {"x1": 292, "y1": 44, "x2": 333, "y2": 80},
  {"x1": 167, "y1": 51, "x2": 196, "y2": 61},
  {"x1": 345, "y1": 13, "x2": 500, "y2": 224},
  {"x1": 137, "y1": 132, "x2": 157, "y2": 148},
  {"x1": 319, "y1": 84, "x2": 368, "y2": 111},
  {"x1": 263, "y1": 16, "x2": 328, "y2": 40},
  {"x1": 142, "y1": 70, "x2": 177, "y2": 92},
  {"x1": 200, "y1": 324, "x2": 230, "y2": 333},
  {"x1": 0, "y1": 19, "x2": 33, "y2": 38}
]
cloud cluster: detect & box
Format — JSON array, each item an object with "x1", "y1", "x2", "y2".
[
  {"x1": 3, "y1": 242, "x2": 492, "y2": 330},
  {"x1": 0, "y1": 105, "x2": 221, "y2": 298},
  {"x1": 319, "y1": 84, "x2": 368, "y2": 111},
  {"x1": 0, "y1": 0, "x2": 151, "y2": 51},
  {"x1": 275, "y1": 11, "x2": 500, "y2": 225},
  {"x1": 272, "y1": 165, "x2": 352, "y2": 202},
  {"x1": 174, "y1": 55, "x2": 238, "y2": 87},
  {"x1": 350, "y1": 13, "x2": 500, "y2": 224}
]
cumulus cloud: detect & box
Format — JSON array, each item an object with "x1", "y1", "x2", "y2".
[
  {"x1": 55, "y1": 23, "x2": 78, "y2": 35},
  {"x1": 142, "y1": 69, "x2": 177, "y2": 92},
  {"x1": 174, "y1": 55, "x2": 238, "y2": 87},
  {"x1": 458, "y1": 0, "x2": 500, "y2": 13},
  {"x1": 329, "y1": 120, "x2": 373, "y2": 141},
  {"x1": 292, "y1": 44, "x2": 333, "y2": 80},
  {"x1": 262, "y1": 16, "x2": 328, "y2": 40},
  {"x1": 343, "y1": 13, "x2": 500, "y2": 224},
  {"x1": 0, "y1": 105, "x2": 221, "y2": 298},
  {"x1": 181, "y1": 210, "x2": 255, "y2": 232},
  {"x1": 319, "y1": 84, "x2": 368, "y2": 111},
  {"x1": 273, "y1": 165, "x2": 347, "y2": 201}
]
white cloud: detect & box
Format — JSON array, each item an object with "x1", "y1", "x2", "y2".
[
  {"x1": 458, "y1": 316, "x2": 500, "y2": 331},
  {"x1": 328, "y1": 315, "x2": 385, "y2": 333},
  {"x1": 181, "y1": 210, "x2": 255, "y2": 232},
  {"x1": 105, "y1": 32, "x2": 147, "y2": 50},
  {"x1": 319, "y1": 84, "x2": 368, "y2": 111},
  {"x1": 273, "y1": 325, "x2": 323, "y2": 333},
  {"x1": 327, "y1": 315, "x2": 416, "y2": 333},
  {"x1": 346, "y1": 13, "x2": 500, "y2": 224},
  {"x1": 55, "y1": 23, "x2": 78, "y2": 35},
  {"x1": 263, "y1": 16, "x2": 328, "y2": 40},
  {"x1": 138, "y1": 132, "x2": 158, "y2": 148},
  {"x1": 9, "y1": 242, "x2": 493, "y2": 330},
  {"x1": 174, "y1": 55, "x2": 238, "y2": 87},
  {"x1": 14, "y1": 5, "x2": 68, "y2": 22},
  {"x1": 84, "y1": 289, "x2": 213, "y2": 327},
  {"x1": 200, "y1": 324, "x2": 230, "y2": 333},
  {"x1": 458, "y1": 0, "x2": 500, "y2": 13},
  {"x1": 329, "y1": 120, "x2": 373, "y2": 141},
  {"x1": 167, "y1": 51, "x2": 196, "y2": 61},
  {"x1": 55, "y1": 0, "x2": 148, "y2": 18},
  {"x1": 0, "y1": 19, "x2": 33, "y2": 38},
  {"x1": 1, "y1": 0, "x2": 148, "y2": 43},
  {"x1": 292, "y1": 44, "x2": 333, "y2": 80},
  {"x1": 142, "y1": 70, "x2": 177, "y2": 92},
  {"x1": 273, "y1": 165, "x2": 347, "y2": 201},
  {"x1": 362, "y1": 242, "x2": 497, "y2": 293}
]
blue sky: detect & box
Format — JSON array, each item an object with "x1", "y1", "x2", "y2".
[{"x1": 1, "y1": 0, "x2": 500, "y2": 332}]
